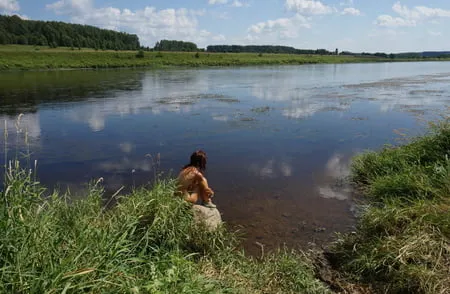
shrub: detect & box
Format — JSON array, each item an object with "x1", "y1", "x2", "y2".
[{"x1": 136, "y1": 50, "x2": 145, "y2": 58}]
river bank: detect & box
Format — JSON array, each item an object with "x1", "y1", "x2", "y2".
[
  {"x1": 0, "y1": 161, "x2": 329, "y2": 293},
  {"x1": 1, "y1": 115, "x2": 448, "y2": 293},
  {"x1": 1, "y1": 45, "x2": 449, "y2": 71},
  {"x1": 327, "y1": 117, "x2": 450, "y2": 293}
]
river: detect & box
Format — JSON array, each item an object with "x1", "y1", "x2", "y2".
[{"x1": 1, "y1": 62, "x2": 449, "y2": 254}]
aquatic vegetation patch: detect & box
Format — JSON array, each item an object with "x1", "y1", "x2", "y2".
[
  {"x1": 156, "y1": 93, "x2": 239, "y2": 106},
  {"x1": 251, "y1": 106, "x2": 272, "y2": 113}
]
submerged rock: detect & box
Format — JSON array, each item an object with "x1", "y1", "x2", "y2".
[{"x1": 192, "y1": 204, "x2": 222, "y2": 231}]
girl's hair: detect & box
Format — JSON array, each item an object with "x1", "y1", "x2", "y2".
[{"x1": 183, "y1": 150, "x2": 207, "y2": 171}]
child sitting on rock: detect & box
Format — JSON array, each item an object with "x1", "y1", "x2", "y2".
[{"x1": 177, "y1": 150, "x2": 216, "y2": 208}]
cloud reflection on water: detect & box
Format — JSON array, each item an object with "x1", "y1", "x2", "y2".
[
  {"x1": 0, "y1": 113, "x2": 42, "y2": 152},
  {"x1": 57, "y1": 67, "x2": 450, "y2": 134},
  {"x1": 249, "y1": 159, "x2": 293, "y2": 179},
  {"x1": 96, "y1": 157, "x2": 152, "y2": 173},
  {"x1": 317, "y1": 153, "x2": 352, "y2": 201}
]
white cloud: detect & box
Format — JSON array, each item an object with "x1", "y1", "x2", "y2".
[
  {"x1": 428, "y1": 30, "x2": 442, "y2": 37},
  {"x1": 341, "y1": 7, "x2": 361, "y2": 16},
  {"x1": 231, "y1": 0, "x2": 249, "y2": 8},
  {"x1": 212, "y1": 34, "x2": 226, "y2": 42},
  {"x1": 248, "y1": 14, "x2": 311, "y2": 40},
  {"x1": 339, "y1": 0, "x2": 353, "y2": 7},
  {"x1": 375, "y1": 14, "x2": 416, "y2": 27},
  {"x1": 217, "y1": 11, "x2": 230, "y2": 19},
  {"x1": 368, "y1": 28, "x2": 404, "y2": 38},
  {"x1": 244, "y1": 34, "x2": 259, "y2": 42},
  {"x1": 390, "y1": 2, "x2": 450, "y2": 21},
  {"x1": 375, "y1": 2, "x2": 450, "y2": 28},
  {"x1": 285, "y1": 0, "x2": 333, "y2": 15},
  {"x1": 0, "y1": 0, "x2": 20, "y2": 12},
  {"x1": 46, "y1": 0, "x2": 221, "y2": 47},
  {"x1": 208, "y1": 0, "x2": 227, "y2": 4},
  {"x1": 47, "y1": 0, "x2": 92, "y2": 15},
  {"x1": 231, "y1": 0, "x2": 243, "y2": 7}
]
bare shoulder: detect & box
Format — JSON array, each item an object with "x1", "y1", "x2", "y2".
[{"x1": 179, "y1": 167, "x2": 203, "y2": 180}]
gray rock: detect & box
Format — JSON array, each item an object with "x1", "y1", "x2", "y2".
[{"x1": 192, "y1": 204, "x2": 222, "y2": 231}]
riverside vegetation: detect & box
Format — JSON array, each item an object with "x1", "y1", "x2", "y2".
[
  {"x1": 2, "y1": 45, "x2": 450, "y2": 71},
  {"x1": 0, "y1": 45, "x2": 389, "y2": 71},
  {"x1": 1, "y1": 115, "x2": 449, "y2": 293},
  {"x1": 330, "y1": 117, "x2": 450, "y2": 294}
]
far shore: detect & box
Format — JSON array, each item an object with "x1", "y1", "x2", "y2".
[{"x1": 1, "y1": 45, "x2": 449, "y2": 71}]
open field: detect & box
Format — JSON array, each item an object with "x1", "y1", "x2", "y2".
[{"x1": 1, "y1": 45, "x2": 447, "y2": 71}]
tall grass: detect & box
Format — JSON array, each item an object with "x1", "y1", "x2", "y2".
[
  {"x1": 0, "y1": 115, "x2": 330, "y2": 293},
  {"x1": 329, "y1": 118, "x2": 450, "y2": 294},
  {"x1": 0, "y1": 162, "x2": 330, "y2": 293}
]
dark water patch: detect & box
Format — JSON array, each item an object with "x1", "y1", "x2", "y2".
[
  {"x1": 156, "y1": 97, "x2": 197, "y2": 105},
  {"x1": 350, "y1": 117, "x2": 368, "y2": 121},
  {"x1": 216, "y1": 97, "x2": 240, "y2": 103},
  {"x1": 239, "y1": 117, "x2": 257, "y2": 122},
  {"x1": 409, "y1": 89, "x2": 445, "y2": 95},
  {"x1": 251, "y1": 106, "x2": 272, "y2": 113},
  {"x1": 156, "y1": 93, "x2": 240, "y2": 106}
]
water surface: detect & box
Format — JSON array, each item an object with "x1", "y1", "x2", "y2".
[{"x1": 1, "y1": 62, "x2": 449, "y2": 255}]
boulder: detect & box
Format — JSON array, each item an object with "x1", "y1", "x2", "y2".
[{"x1": 192, "y1": 204, "x2": 222, "y2": 231}]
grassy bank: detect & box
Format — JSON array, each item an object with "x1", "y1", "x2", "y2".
[
  {"x1": 0, "y1": 45, "x2": 435, "y2": 71},
  {"x1": 0, "y1": 160, "x2": 329, "y2": 293},
  {"x1": 329, "y1": 118, "x2": 450, "y2": 294},
  {"x1": 2, "y1": 113, "x2": 449, "y2": 293}
]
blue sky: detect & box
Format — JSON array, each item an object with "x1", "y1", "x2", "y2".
[{"x1": 1, "y1": 0, "x2": 450, "y2": 52}]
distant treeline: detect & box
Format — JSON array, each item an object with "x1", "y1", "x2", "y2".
[
  {"x1": 154, "y1": 40, "x2": 198, "y2": 52},
  {"x1": 340, "y1": 51, "x2": 450, "y2": 59},
  {"x1": 0, "y1": 15, "x2": 140, "y2": 50},
  {"x1": 422, "y1": 51, "x2": 450, "y2": 58},
  {"x1": 206, "y1": 45, "x2": 334, "y2": 55},
  {"x1": 152, "y1": 42, "x2": 450, "y2": 59},
  {"x1": 2, "y1": 13, "x2": 449, "y2": 59},
  {"x1": 340, "y1": 51, "x2": 394, "y2": 58}
]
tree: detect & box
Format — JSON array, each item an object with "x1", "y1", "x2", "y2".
[
  {"x1": 17, "y1": 35, "x2": 27, "y2": 45},
  {"x1": 154, "y1": 39, "x2": 199, "y2": 52},
  {"x1": 0, "y1": 31, "x2": 7, "y2": 44},
  {"x1": 206, "y1": 45, "x2": 323, "y2": 55},
  {"x1": 0, "y1": 15, "x2": 141, "y2": 50},
  {"x1": 136, "y1": 50, "x2": 145, "y2": 58}
]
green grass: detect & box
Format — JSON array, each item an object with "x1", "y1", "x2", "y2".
[
  {"x1": 0, "y1": 44, "x2": 432, "y2": 71},
  {"x1": 0, "y1": 159, "x2": 329, "y2": 293},
  {"x1": 329, "y1": 118, "x2": 450, "y2": 294},
  {"x1": 2, "y1": 112, "x2": 449, "y2": 293}
]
